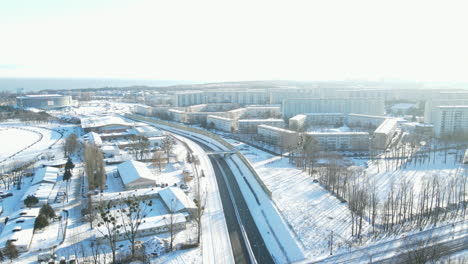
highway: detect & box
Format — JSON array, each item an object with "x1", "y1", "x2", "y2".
[{"x1": 125, "y1": 115, "x2": 275, "y2": 264}]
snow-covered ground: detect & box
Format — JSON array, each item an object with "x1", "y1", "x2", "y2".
[
  {"x1": 226, "y1": 139, "x2": 367, "y2": 259},
  {"x1": 129, "y1": 116, "x2": 306, "y2": 263},
  {"x1": 0, "y1": 127, "x2": 41, "y2": 161},
  {"x1": 224, "y1": 137, "x2": 468, "y2": 261}
]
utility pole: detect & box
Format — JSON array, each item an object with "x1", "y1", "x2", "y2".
[{"x1": 329, "y1": 231, "x2": 334, "y2": 255}]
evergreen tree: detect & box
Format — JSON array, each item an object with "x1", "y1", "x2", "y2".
[
  {"x1": 34, "y1": 214, "x2": 49, "y2": 229},
  {"x1": 65, "y1": 157, "x2": 75, "y2": 172},
  {"x1": 24, "y1": 195, "x2": 39, "y2": 208},
  {"x1": 4, "y1": 240, "x2": 18, "y2": 260},
  {"x1": 39, "y1": 203, "x2": 56, "y2": 219},
  {"x1": 63, "y1": 169, "x2": 72, "y2": 182}
]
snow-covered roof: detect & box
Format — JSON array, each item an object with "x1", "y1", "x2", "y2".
[
  {"x1": 84, "y1": 132, "x2": 102, "y2": 145},
  {"x1": 258, "y1": 125, "x2": 297, "y2": 134},
  {"x1": 133, "y1": 126, "x2": 164, "y2": 137},
  {"x1": 101, "y1": 145, "x2": 120, "y2": 153},
  {"x1": 307, "y1": 132, "x2": 369, "y2": 136},
  {"x1": 117, "y1": 160, "x2": 155, "y2": 186},
  {"x1": 81, "y1": 116, "x2": 133, "y2": 129},
  {"x1": 159, "y1": 187, "x2": 196, "y2": 213},
  {"x1": 21, "y1": 183, "x2": 55, "y2": 203},
  {"x1": 238, "y1": 118, "x2": 284, "y2": 123},
  {"x1": 207, "y1": 115, "x2": 234, "y2": 122},
  {"x1": 32, "y1": 166, "x2": 59, "y2": 185},
  {"x1": 374, "y1": 119, "x2": 398, "y2": 134},
  {"x1": 0, "y1": 215, "x2": 35, "y2": 251},
  {"x1": 17, "y1": 94, "x2": 64, "y2": 99}
]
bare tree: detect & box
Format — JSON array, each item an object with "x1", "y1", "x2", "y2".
[
  {"x1": 64, "y1": 133, "x2": 80, "y2": 157},
  {"x1": 161, "y1": 136, "x2": 177, "y2": 162},
  {"x1": 132, "y1": 135, "x2": 150, "y2": 161},
  {"x1": 398, "y1": 237, "x2": 447, "y2": 264},
  {"x1": 119, "y1": 197, "x2": 153, "y2": 258},
  {"x1": 84, "y1": 143, "x2": 106, "y2": 191},
  {"x1": 96, "y1": 201, "x2": 122, "y2": 264},
  {"x1": 152, "y1": 150, "x2": 166, "y2": 172}
]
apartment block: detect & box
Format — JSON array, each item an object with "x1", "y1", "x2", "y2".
[
  {"x1": 257, "y1": 125, "x2": 300, "y2": 149},
  {"x1": 305, "y1": 132, "x2": 370, "y2": 151},
  {"x1": 207, "y1": 115, "x2": 237, "y2": 132},
  {"x1": 433, "y1": 106, "x2": 468, "y2": 137},
  {"x1": 238, "y1": 119, "x2": 285, "y2": 134},
  {"x1": 282, "y1": 98, "x2": 384, "y2": 118}
]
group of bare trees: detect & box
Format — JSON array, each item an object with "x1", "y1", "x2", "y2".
[
  {"x1": 95, "y1": 197, "x2": 153, "y2": 263},
  {"x1": 84, "y1": 143, "x2": 106, "y2": 191},
  {"x1": 316, "y1": 159, "x2": 467, "y2": 240}
]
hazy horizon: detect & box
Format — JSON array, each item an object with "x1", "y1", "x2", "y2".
[{"x1": 2, "y1": 0, "x2": 468, "y2": 82}]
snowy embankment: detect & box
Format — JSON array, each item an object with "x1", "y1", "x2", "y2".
[
  {"x1": 173, "y1": 134, "x2": 235, "y2": 264},
  {"x1": 225, "y1": 139, "x2": 367, "y2": 260},
  {"x1": 127, "y1": 115, "x2": 306, "y2": 263}
]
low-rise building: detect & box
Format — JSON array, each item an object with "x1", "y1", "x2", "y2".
[
  {"x1": 257, "y1": 125, "x2": 300, "y2": 149},
  {"x1": 237, "y1": 119, "x2": 285, "y2": 134},
  {"x1": 347, "y1": 113, "x2": 388, "y2": 128},
  {"x1": 207, "y1": 115, "x2": 237, "y2": 132},
  {"x1": 306, "y1": 132, "x2": 370, "y2": 151},
  {"x1": 96, "y1": 213, "x2": 186, "y2": 243},
  {"x1": 372, "y1": 119, "x2": 398, "y2": 149},
  {"x1": 117, "y1": 160, "x2": 156, "y2": 190},
  {"x1": 159, "y1": 187, "x2": 197, "y2": 215},
  {"x1": 289, "y1": 114, "x2": 307, "y2": 131}
]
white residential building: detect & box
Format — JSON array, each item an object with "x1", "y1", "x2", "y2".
[
  {"x1": 289, "y1": 114, "x2": 307, "y2": 131},
  {"x1": 347, "y1": 113, "x2": 388, "y2": 128},
  {"x1": 372, "y1": 119, "x2": 398, "y2": 149},
  {"x1": 424, "y1": 99, "x2": 468, "y2": 124},
  {"x1": 257, "y1": 125, "x2": 299, "y2": 149},
  {"x1": 172, "y1": 91, "x2": 204, "y2": 107},
  {"x1": 306, "y1": 132, "x2": 370, "y2": 151},
  {"x1": 282, "y1": 98, "x2": 384, "y2": 118},
  {"x1": 207, "y1": 115, "x2": 237, "y2": 132},
  {"x1": 433, "y1": 106, "x2": 468, "y2": 137},
  {"x1": 237, "y1": 119, "x2": 285, "y2": 134}
]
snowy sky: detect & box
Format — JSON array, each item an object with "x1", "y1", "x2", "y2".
[{"x1": 1, "y1": 0, "x2": 468, "y2": 82}]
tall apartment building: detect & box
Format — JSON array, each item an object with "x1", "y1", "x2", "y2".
[
  {"x1": 172, "y1": 91, "x2": 204, "y2": 107},
  {"x1": 204, "y1": 89, "x2": 268, "y2": 105},
  {"x1": 282, "y1": 98, "x2": 384, "y2": 118},
  {"x1": 433, "y1": 106, "x2": 468, "y2": 137},
  {"x1": 424, "y1": 99, "x2": 468, "y2": 124}
]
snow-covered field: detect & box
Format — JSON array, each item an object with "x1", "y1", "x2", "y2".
[
  {"x1": 226, "y1": 137, "x2": 468, "y2": 261},
  {"x1": 226, "y1": 139, "x2": 366, "y2": 259},
  {"x1": 0, "y1": 127, "x2": 41, "y2": 161}
]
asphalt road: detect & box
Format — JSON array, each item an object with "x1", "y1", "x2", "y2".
[{"x1": 125, "y1": 115, "x2": 275, "y2": 263}]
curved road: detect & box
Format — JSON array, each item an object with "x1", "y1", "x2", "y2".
[{"x1": 125, "y1": 116, "x2": 275, "y2": 264}]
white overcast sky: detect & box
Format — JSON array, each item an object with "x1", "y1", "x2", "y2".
[{"x1": 1, "y1": 0, "x2": 467, "y2": 82}]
